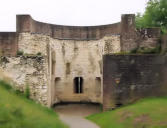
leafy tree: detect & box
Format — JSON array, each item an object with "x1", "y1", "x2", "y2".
[{"x1": 136, "y1": 0, "x2": 167, "y2": 34}]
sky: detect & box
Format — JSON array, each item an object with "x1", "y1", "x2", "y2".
[{"x1": 0, "y1": 0, "x2": 148, "y2": 31}]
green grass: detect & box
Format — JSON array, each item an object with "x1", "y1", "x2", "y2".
[
  {"x1": 87, "y1": 97, "x2": 167, "y2": 128},
  {"x1": 0, "y1": 81, "x2": 68, "y2": 128}
]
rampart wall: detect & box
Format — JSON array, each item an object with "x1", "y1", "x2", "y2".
[
  {"x1": 103, "y1": 55, "x2": 167, "y2": 110},
  {"x1": 0, "y1": 14, "x2": 165, "y2": 109},
  {"x1": 0, "y1": 14, "x2": 162, "y2": 57},
  {"x1": 0, "y1": 56, "x2": 49, "y2": 105},
  {"x1": 16, "y1": 15, "x2": 121, "y2": 40}
]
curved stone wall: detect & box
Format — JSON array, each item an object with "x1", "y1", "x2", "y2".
[{"x1": 16, "y1": 15, "x2": 121, "y2": 40}]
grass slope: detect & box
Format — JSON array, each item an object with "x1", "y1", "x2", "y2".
[
  {"x1": 0, "y1": 81, "x2": 68, "y2": 128},
  {"x1": 87, "y1": 97, "x2": 167, "y2": 128}
]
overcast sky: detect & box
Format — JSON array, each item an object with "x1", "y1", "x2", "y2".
[{"x1": 0, "y1": 0, "x2": 148, "y2": 31}]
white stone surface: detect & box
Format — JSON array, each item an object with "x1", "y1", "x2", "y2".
[
  {"x1": 0, "y1": 56, "x2": 48, "y2": 105},
  {"x1": 0, "y1": 32, "x2": 121, "y2": 106}
]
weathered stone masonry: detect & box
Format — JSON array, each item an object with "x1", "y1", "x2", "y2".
[
  {"x1": 0, "y1": 14, "x2": 166, "y2": 110},
  {"x1": 103, "y1": 55, "x2": 167, "y2": 110},
  {"x1": 0, "y1": 56, "x2": 49, "y2": 105}
]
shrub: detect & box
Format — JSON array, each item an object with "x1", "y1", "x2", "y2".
[
  {"x1": 0, "y1": 80, "x2": 12, "y2": 90},
  {"x1": 37, "y1": 52, "x2": 42, "y2": 56},
  {"x1": 129, "y1": 45, "x2": 161, "y2": 54},
  {"x1": 0, "y1": 80, "x2": 31, "y2": 99},
  {"x1": 15, "y1": 89, "x2": 23, "y2": 95},
  {"x1": 130, "y1": 48, "x2": 138, "y2": 54},
  {"x1": 17, "y1": 50, "x2": 24, "y2": 56},
  {"x1": 24, "y1": 85, "x2": 30, "y2": 99}
]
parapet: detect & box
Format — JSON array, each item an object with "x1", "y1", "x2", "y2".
[
  {"x1": 0, "y1": 32, "x2": 18, "y2": 56},
  {"x1": 0, "y1": 14, "x2": 162, "y2": 56},
  {"x1": 16, "y1": 15, "x2": 124, "y2": 40}
]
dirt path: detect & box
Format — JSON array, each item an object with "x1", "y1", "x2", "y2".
[{"x1": 55, "y1": 104, "x2": 101, "y2": 128}]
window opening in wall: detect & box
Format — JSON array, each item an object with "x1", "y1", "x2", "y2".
[
  {"x1": 74, "y1": 77, "x2": 83, "y2": 94},
  {"x1": 51, "y1": 51, "x2": 56, "y2": 75}
]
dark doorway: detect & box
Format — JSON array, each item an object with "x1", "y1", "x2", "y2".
[{"x1": 74, "y1": 77, "x2": 83, "y2": 93}]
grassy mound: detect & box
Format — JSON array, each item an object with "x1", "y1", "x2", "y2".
[
  {"x1": 0, "y1": 81, "x2": 68, "y2": 128},
  {"x1": 87, "y1": 97, "x2": 167, "y2": 128}
]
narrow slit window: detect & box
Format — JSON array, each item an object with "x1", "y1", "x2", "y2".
[{"x1": 74, "y1": 77, "x2": 83, "y2": 94}]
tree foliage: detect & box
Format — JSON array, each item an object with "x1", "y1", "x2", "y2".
[{"x1": 136, "y1": 0, "x2": 167, "y2": 34}]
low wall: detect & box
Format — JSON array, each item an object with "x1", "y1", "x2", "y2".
[
  {"x1": 0, "y1": 32, "x2": 18, "y2": 56},
  {"x1": 103, "y1": 55, "x2": 167, "y2": 110}
]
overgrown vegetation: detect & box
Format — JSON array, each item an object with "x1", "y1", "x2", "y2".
[
  {"x1": 0, "y1": 80, "x2": 68, "y2": 128},
  {"x1": 87, "y1": 97, "x2": 167, "y2": 128},
  {"x1": 17, "y1": 50, "x2": 24, "y2": 56},
  {"x1": 136, "y1": 0, "x2": 167, "y2": 34},
  {"x1": 115, "y1": 45, "x2": 162, "y2": 55},
  {"x1": 0, "y1": 80, "x2": 12, "y2": 90},
  {"x1": 25, "y1": 84, "x2": 30, "y2": 99},
  {"x1": 17, "y1": 51, "x2": 43, "y2": 57},
  {"x1": 130, "y1": 45, "x2": 161, "y2": 54},
  {"x1": 37, "y1": 52, "x2": 42, "y2": 56},
  {"x1": 0, "y1": 80, "x2": 28, "y2": 98}
]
